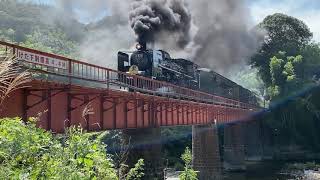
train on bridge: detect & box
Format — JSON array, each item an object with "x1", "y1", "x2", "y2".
[
  {"x1": 118, "y1": 43, "x2": 259, "y2": 106},
  {"x1": 0, "y1": 40, "x2": 260, "y2": 132}
]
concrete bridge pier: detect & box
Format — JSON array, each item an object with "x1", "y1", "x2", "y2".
[
  {"x1": 223, "y1": 123, "x2": 246, "y2": 171},
  {"x1": 244, "y1": 120, "x2": 263, "y2": 161},
  {"x1": 192, "y1": 124, "x2": 222, "y2": 180},
  {"x1": 123, "y1": 128, "x2": 163, "y2": 180}
]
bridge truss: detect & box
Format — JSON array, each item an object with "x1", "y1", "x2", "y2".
[{"x1": 0, "y1": 41, "x2": 259, "y2": 132}]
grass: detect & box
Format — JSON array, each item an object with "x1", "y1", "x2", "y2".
[{"x1": 0, "y1": 55, "x2": 30, "y2": 106}]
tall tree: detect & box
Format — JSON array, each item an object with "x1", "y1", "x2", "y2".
[
  {"x1": 250, "y1": 13, "x2": 313, "y2": 86},
  {"x1": 249, "y1": 13, "x2": 320, "y2": 153}
]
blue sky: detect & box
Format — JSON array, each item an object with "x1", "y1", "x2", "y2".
[
  {"x1": 25, "y1": 0, "x2": 109, "y2": 24},
  {"x1": 24, "y1": 0, "x2": 54, "y2": 5},
  {"x1": 28, "y1": 0, "x2": 320, "y2": 42}
]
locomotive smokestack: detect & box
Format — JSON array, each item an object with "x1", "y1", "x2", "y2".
[
  {"x1": 138, "y1": 41, "x2": 147, "y2": 51},
  {"x1": 147, "y1": 40, "x2": 155, "y2": 50},
  {"x1": 137, "y1": 39, "x2": 154, "y2": 50}
]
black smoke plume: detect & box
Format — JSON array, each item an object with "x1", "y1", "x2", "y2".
[
  {"x1": 129, "y1": 0, "x2": 192, "y2": 48},
  {"x1": 187, "y1": 0, "x2": 265, "y2": 75}
]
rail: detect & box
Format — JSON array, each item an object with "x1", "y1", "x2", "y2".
[{"x1": 0, "y1": 41, "x2": 258, "y2": 110}]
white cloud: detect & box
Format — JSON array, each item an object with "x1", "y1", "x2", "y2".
[{"x1": 250, "y1": 0, "x2": 320, "y2": 42}]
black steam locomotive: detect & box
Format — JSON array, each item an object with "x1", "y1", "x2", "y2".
[{"x1": 118, "y1": 43, "x2": 258, "y2": 105}]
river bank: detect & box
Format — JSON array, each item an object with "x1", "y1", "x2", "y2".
[
  {"x1": 223, "y1": 161, "x2": 287, "y2": 180},
  {"x1": 165, "y1": 161, "x2": 320, "y2": 179},
  {"x1": 223, "y1": 161, "x2": 320, "y2": 180},
  {"x1": 301, "y1": 170, "x2": 320, "y2": 180},
  {"x1": 281, "y1": 162, "x2": 320, "y2": 180}
]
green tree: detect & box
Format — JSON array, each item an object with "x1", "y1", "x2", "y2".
[
  {"x1": 250, "y1": 13, "x2": 313, "y2": 85},
  {"x1": 266, "y1": 50, "x2": 317, "y2": 100},
  {"x1": 179, "y1": 147, "x2": 198, "y2": 180},
  {"x1": 248, "y1": 13, "x2": 320, "y2": 154},
  {"x1": 299, "y1": 43, "x2": 320, "y2": 81},
  {"x1": 126, "y1": 159, "x2": 145, "y2": 180},
  {"x1": 262, "y1": 50, "x2": 320, "y2": 150}
]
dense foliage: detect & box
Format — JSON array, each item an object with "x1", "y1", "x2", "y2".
[
  {"x1": 267, "y1": 52, "x2": 304, "y2": 98},
  {"x1": 0, "y1": 118, "x2": 147, "y2": 180},
  {"x1": 0, "y1": 0, "x2": 82, "y2": 58},
  {"x1": 126, "y1": 159, "x2": 145, "y2": 180},
  {"x1": 21, "y1": 28, "x2": 80, "y2": 58},
  {"x1": 161, "y1": 126, "x2": 192, "y2": 170},
  {"x1": 0, "y1": 118, "x2": 118, "y2": 179},
  {"x1": 250, "y1": 13, "x2": 320, "y2": 153},
  {"x1": 250, "y1": 13, "x2": 313, "y2": 85}
]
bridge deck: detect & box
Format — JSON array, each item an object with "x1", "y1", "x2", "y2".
[{"x1": 0, "y1": 41, "x2": 258, "y2": 132}]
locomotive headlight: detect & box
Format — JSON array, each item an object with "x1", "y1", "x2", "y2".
[{"x1": 136, "y1": 43, "x2": 142, "y2": 50}]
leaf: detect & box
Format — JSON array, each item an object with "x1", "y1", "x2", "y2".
[{"x1": 84, "y1": 158, "x2": 94, "y2": 167}]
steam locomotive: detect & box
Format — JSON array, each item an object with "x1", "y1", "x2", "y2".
[{"x1": 118, "y1": 43, "x2": 258, "y2": 105}]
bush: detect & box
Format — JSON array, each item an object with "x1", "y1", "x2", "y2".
[
  {"x1": 126, "y1": 159, "x2": 144, "y2": 180},
  {"x1": 0, "y1": 117, "x2": 117, "y2": 179},
  {"x1": 179, "y1": 147, "x2": 198, "y2": 180}
]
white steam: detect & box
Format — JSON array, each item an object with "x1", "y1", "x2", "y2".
[{"x1": 56, "y1": 0, "x2": 134, "y2": 68}]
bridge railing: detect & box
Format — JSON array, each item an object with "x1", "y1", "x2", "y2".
[{"x1": 0, "y1": 41, "x2": 258, "y2": 110}]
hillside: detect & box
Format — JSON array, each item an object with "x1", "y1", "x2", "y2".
[{"x1": 0, "y1": 0, "x2": 87, "y2": 57}]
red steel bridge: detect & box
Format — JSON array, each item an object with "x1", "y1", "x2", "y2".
[{"x1": 0, "y1": 41, "x2": 259, "y2": 133}]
